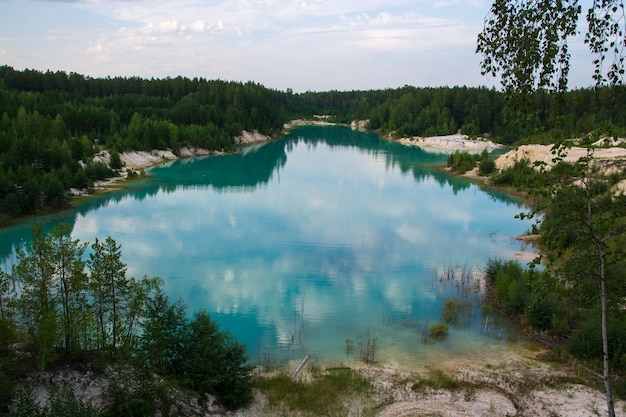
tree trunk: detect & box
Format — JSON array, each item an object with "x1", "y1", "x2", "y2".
[{"x1": 600, "y1": 250, "x2": 615, "y2": 417}]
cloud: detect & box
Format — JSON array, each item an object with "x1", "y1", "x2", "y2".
[{"x1": 1, "y1": 0, "x2": 508, "y2": 90}]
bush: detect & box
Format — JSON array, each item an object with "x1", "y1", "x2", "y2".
[
  {"x1": 447, "y1": 150, "x2": 477, "y2": 173},
  {"x1": 104, "y1": 366, "x2": 174, "y2": 417},
  {"x1": 478, "y1": 158, "x2": 496, "y2": 175},
  {"x1": 569, "y1": 313, "x2": 626, "y2": 370},
  {"x1": 140, "y1": 294, "x2": 254, "y2": 410},
  {"x1": 109, "y1": 150, "x2": 123, "y2": 170},
  {"x1": 525, "y1": 293, "x2": 558, "y2": 331},
  {"x1": 0, "y1": 361, "x2": 15, "y2": 414},
  {"x1": 178, "y1": 311, "x2": 254, "y2": 410},
  {"x1": 441, "y1": 298, "x2": 473, "y2": 326},
  {"x1": 491, "y1": 261, "x2": 529, "y2": 315},
  {"x1": 524, "y1": 282, "x2": 569, "y2": 335},
  {"x1": 7, "y1": 385, "x2": 100, "y2": 417},
  {"x1": 428, "y1": 323, "x2": 449, "y2": 340},
  {"x1": 492, "y1": 159, "x2": 541, "y2": 188}
]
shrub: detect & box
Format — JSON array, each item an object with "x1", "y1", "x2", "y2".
[
  {"x1": 569, "y1": 313, "x2": 626, "y2": 371},
  {"x1": 441, "y1": 298, "x2": 473, "y2": 326},
  {"x1": 104, "y1": 367, "x2": 173, "y2": 417},
  {"x1": 140, "y1": 294, "x2": 254, "y2": 410},
  {"x1": 525, "y1": 293, "x2": 558, "y2": 331},
  {"x1": 428, "y1": 323, "x2": 449, "y2": 339},
  {"x1": 478, "y1": 158, "x2": 496, "y2": 175},
  {"x1": 7, "y1": 385, "x2": 100, "y2": 417},
  {"x1": 492, "y1": 159, "x2": 541, "y2": 188},
  {"x1": 486, "y1": 259, "x2": 529, "y2": 316},
  {"x1": 447, "y1": 150, "x2": 477, "y2": 173},
  {"x1": 109, "y1": 150, "x2": 123, "y2": 170},
  {"x1": 178, "y1": 311, "x2": 254, "y2": 410}
]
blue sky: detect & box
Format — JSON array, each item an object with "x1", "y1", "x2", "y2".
[{"x1": 0, "y1": 0, "x2": 595, "y2": 92}]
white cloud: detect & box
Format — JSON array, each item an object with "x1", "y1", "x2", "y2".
[
  {"x1": 2, "y1": 0, "x2": 593, "y2": 90},
  {"x1": 158, "y1": 20, "x2": 181, "y2": 34}
]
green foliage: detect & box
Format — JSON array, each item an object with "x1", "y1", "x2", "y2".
[
  {"x1": 446, "y1": 150, "x2": 477, "y2": 173},
  {"x1": 2, "y1": 66, "x2": 626, "y2": 222},
  {"x1": 485, "y1": 258, "x2": 569, "y2": 334},
  {"x1": 0, "y1": 359, "x2": 16, "y2": 414},
  {"x1": 413, "y1": 370, "x2": 459, "y2": 390},
  {"x1": 256, "y1": 368, "x2": 371, "y2": 416},
  {"x1": 525, "y1": 293, "x2": 558, "y2": 332},
  {"x1": 2, "y1": 224, "x2": 256, "y2": 412},
  {"x1": 108, "y1": 150, "x2": 122, "y2": 170},
  {"x1": 88, "y1": 236, "x2": 129, "y2": 356},
  {"x1": 478, "y1": 156, "x2": 496, "y2": 176},
  {"x1": 477, "y1": 0, "x2": 624, "y2": 110},
  {"x1": 7, "y1": 384, "x2": 100, "y2": 417},
  {"x1": 569, "y1": 313, "x2": 626, "y2": 372},
  {"x1": 492, "y1": 159, "x2": 542, "y2": 189},
  {"x1": 139, "y1": 288, "x2": 187, "y2": 375},
  {"x1": 177, "y1": 310, "x2": 254, "y2": 410},
  {"x1": 104, "y1": 367, "x2": 174, "y2": 417},
  {"x1": 428, "y1": 323, "x2": 449, "y2": 340},
  {"x1": 44, "y1": 385, "x2": 100, "y2": 417},
  {"x1": 7, "y1": 385, "x2": 42, "y2": 417},
  {"x1": 484, "y1": 137, "x2": 626, "y2": 415},
  {"x1": 0, "y1": 269, "x2": 17, "y2": 352},
  {"x1": 477, "y1": 0, "x2": 580, "y2": 96},
  {"x1": 441, "y1": 297, "x2": 473, "y2": 327}
]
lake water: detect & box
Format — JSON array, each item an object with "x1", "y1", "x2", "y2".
[{"x1": 0, "y1": 126, "x2": 535, "y2": 370}]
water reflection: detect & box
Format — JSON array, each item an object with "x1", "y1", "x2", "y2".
[{"x1": 0, "y1": 126, "x2": 532, "y2": 368}]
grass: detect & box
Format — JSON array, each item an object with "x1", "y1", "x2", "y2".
[
  {"x1": 412, "y1": 370, "x2": 460, "y2": 391},
  {"x1": 255, "y1": 367, "x2": 372, "y2": 416}
]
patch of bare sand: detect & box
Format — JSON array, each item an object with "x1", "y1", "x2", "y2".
[
  {"x1": 397, "y1": 134, "x2": 502, "y2": 153},
  {"x1": 119, "y1": 149, "x2": 178, "y2": 170},
  {"x1": 240, "y1": 346, "x2": 626, "y2": 417},
  {"x1": 283, "y1": 118, "x2": 337, "y2": 131},
  {"x1": 495, "y1": 143, "x2": 626, "y2": 174},
  {"x1": 368, "y1": 351, "x2": 624, "y2": 417},
  {"x1": 235, "y1": 130, "x2": 272, "y2": 145}
]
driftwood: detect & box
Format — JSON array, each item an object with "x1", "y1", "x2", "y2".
[{"x1": 291, "y1": 355, "x2": 310, "y2": 379}]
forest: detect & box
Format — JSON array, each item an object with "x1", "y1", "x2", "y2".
[
  {"x1": 1, "y1": 64, "x2": 626, "y2": 415},
  {"x1": 0, "y1": 224, "x2": 254, "y2": 415},
  {"x1": 1, "y1": 65, "x2": 626, "y2": 223}
]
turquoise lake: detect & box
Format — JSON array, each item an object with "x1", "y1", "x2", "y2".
[{"x1": 0, "y1": 126, "x2": 535, "y2": 369}]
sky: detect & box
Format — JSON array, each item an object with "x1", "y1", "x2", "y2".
[{"x1": 0, "y1": 0, "x2": 596, "y2": 92}]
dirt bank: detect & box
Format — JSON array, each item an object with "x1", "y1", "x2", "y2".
[{"x1": 494, "y1": 141, "x2": 626, "y2": 173}]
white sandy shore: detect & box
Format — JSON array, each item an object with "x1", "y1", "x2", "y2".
[
  {"x1": 82, "y1": 147, "x2": 218, "y2": 194},
  {"x1": 283, "y1": 118, "x2": 337, "y2": 131},
  {"x1": 396, "y1": 133, "x2": 503, "y2": 153}
]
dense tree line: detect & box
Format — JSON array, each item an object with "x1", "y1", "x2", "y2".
[
  {"x1": 1, "y1": 66, "x2": 626, "y2": 224},
  {"x1": 0, "y1": 224, "x2": 253, "y2": 414}
]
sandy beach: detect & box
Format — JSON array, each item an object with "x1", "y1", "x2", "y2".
[{"x1": 395, "y1": 133, "x2": 503, "y2": 153}]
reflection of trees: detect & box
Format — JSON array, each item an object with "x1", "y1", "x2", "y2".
[
  {"x1": 76, "y1": 126, "x2": 516, "y2": 209},
  {"x1": 0, "y1": 126, "x2": 521, "y2": 261},
  {"x1": 0, "y1": 211, "x2": 80, "y2": 262}
]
